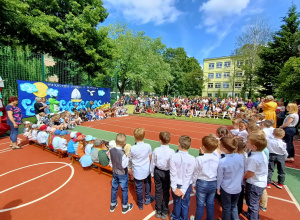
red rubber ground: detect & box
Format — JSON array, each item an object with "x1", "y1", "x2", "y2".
[{"x1": 0, "y1": 116, "x2": 299, "y2": 220}]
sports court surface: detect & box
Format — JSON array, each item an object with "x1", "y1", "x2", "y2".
[{"x1": 0, "y1": 115, "x2": 299, "y2": 220}]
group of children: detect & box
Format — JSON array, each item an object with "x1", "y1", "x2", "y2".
[{"x1": 108, "y1": 115, "x2": 288, "y2": 220}]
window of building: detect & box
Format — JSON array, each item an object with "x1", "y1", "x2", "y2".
[
  {"x1": 237, "y1": 61, "x2": 243, "y2": 67},
  {"x1": 224, "y1": 61, "x2": 231, "y2": 67},
  {"x1": 208, "y1": 83, "x2": 213, "y2": 89},
  {"x1": 208, "y1": 93, "x2": 212, "y2": 97},
  {"x1": 209, "y1": 63, "x2": 214, "y2": 69},
  {"x1": 215, "y1": 93, "x2": 219, "y2": 98},
  {"x1": 224, "y1": 72, "x2": 230, "y2": 78},
  {"x1": 208, "y1": 73, "x2": 214, "y2": 79},
  {"x1": 236, "y1": 72, "x2": 243, "y2": 77},
  {"x1": 223, "y1": 83, "x2": 229, "y2": 88},
  {"x1": 216, "y1": 62, "x2": 222, "y2": 68},
  {"x1": 215, "y1": 83, "x2": 221, "y2": 88},
  {"x1": 235, "y1": 82, "x2": 242, "y2": 88},
  {"x1": 216, "y1": 73, "x2": 222, "y2": 78}
]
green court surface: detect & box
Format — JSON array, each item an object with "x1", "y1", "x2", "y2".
[{"x1": 71, "y1": 126, "x2": 300, "y2": 204}]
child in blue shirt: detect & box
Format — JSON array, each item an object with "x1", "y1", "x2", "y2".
[
  {"x1": 67, "y1": 132, "x2": 77, "y2": 154},
  {"x1": 217, "y1": 137, "x2": 244, "y2": 220}
]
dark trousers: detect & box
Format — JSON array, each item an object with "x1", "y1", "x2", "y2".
[
  {"x1": 171, "y1": 184, "x2": 192, "y2": 220},
  {"x1": 238, "y1": 185, "x2": 245, "y2": 214},
  {"x1": 111, "y1": 173, "x2": 129, "y2": 208},
  {"x1": 268, "y1": 153, "x2": 286, "y2": 184},
  {"x1": 245, "y1": 182, "x2": 264, "y2": 220},
  {"x1": 283, "y1": 127, "x2": 296, "y2": 158},
  {"x1": 134, "y1": 175, "x2": 152, "y2": 208},
  {"x1": 154, "y1": 167, "x2": 170, "y2": 215},
  {"x1": 220, "y1": 188, "x2": 240, "y2": 220}
]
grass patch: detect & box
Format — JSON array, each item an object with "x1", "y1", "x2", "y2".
[{"x1": 134, "y1": 113, "x2": 232, "y2": 126}]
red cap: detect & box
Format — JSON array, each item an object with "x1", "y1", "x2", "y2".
[{"x1": 40, "y1": 125, "x2": 47, "y2": 131}]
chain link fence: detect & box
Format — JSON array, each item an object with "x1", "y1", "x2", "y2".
[{"x1": 0, "y1": 46, "x2": 89, "y2": 105}]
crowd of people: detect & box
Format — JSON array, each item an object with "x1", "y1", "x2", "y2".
[
  {"x1": 130, "y1": 95, "x2": 295, "y2": 122},
  {"x1": 4, "y1": 93, "x2": 300, "y2": 220}
]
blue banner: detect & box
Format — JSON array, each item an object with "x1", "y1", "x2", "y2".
[{"x1": 17, "y1": 80, "x2": 110, "y2": 118}]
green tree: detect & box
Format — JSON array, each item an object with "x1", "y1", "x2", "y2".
[
  {"x1": 257, "y1": 5, "x2": 300, "y2": 95},
  {"x1": 0, "y1": 0, "x2": 111, "y2": 77},
  {"x1": 182, "y1": 57, "x2": 203, "y2": 96},
  {"x1": 276, "y1": 57, "x2": 300, "y2": 101},
  {"x1": 107, "y1": 23, "x2": 172, "y2": 95}
]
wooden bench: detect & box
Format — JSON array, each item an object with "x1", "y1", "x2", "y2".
[
  {"x1": 92, "y1": 163, "x2": 113, "y2": 176},
  {"x1": 57, "y1": 149, "x2": 68, "y2": 158},
  {"x1": 69, "y1": 154, "x2": 80, "y2": 164}
]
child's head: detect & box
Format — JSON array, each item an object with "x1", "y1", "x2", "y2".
[
  {"x1": 239, "y1": 121, "x2": 247, "y2": 131},
  {"x1": 40, "y1": 125, "x2": 47, "y2": 132},
  {"x1": 202, "y1": 135, "x2": 219, "y2": 153},
  {"x1": 109, "y1": 140, "x2": 116, "y2": 149},
  {"x1": 133, "y1": 127, "x2": 145, "y2": 142},
  {"x1": 216, "y1": 126, "x2": 230, "y2": 138},
  {"x1": 248, "y1": 123, "x2": 260, "y2": 134},
  {"x1": 268, "y1": 119, "x2": 275, "y2": 127},
  {"x1": 232, "y1": 119, "x2": 241, "y2": 128},
  {"x1": 124, "y1": 144, "x2": 131, "y2": 155},
  {"x1": 247, "y1": 133, "x2": 267, "y2": 152},
  {"x1": 25, "y1": 122, "x2": 32, "y2": 130},
  {"x1": 85, "y1": 135, "x2": 96, "y2": 144},
  {"x1": 220, "y1": 137, "x2": 238, "y2": 154},
  {"x1": 116, "y1": 133, "x2": 126, "y2": 148},
  {"x1": 273, "y1": 128, "x2": 285, "y2": 139},
  {"x1": 159, "y1": 131, "x2": 171, "y2": 145},
  {"x1": 60, "y1": 130, "x2": 70, "y2": 138},
  {"x1": 178, "y1": 135, "x2": 191, "y2": 151},
  {"x1": 94, "y1": 139, "x2": 102, "y2": 148},
  {"x1": 235, "y1": 139, "x2": 246, "y2": 154},
  {"x1": 261, "y1": 120, "x2": 272, "y2": 129},
  {"x1": 258, "y1": 113, "x2": 265, "y2": 121},
  {"x1": 70, "y1": 132, "x2": 77, "y2": 139},
  {"x1": 32, "y1": 124, "x2": 39, "y2": 130}
]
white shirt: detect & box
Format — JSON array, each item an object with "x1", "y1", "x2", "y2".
[
  {"x1": 58, "y1": 138, "x2": 68, "y2": 151},
  {"x1": 237, "y1": 130, "x2": 248, "y2": 143},
  {"x1": 217, "y1": 153, "x2": 244, "y2": 194},
  {"x1": 267, "y1": 137, "x2": 288, "y2": 158},
  {"x1": 246, "y1": 151, "x2": 268, "y2": 188},
  {"x1": 230, "y1": 129, "x2": 239, "y2": 136},
  {"x1": 37, "y1": 131, "x2": 48, "y2": 144},
  {"x1": 192, "y1": 153, "x2": 219, "y2": 185},
  {"x1": 129, "y1": 142, "x2": 152, "y2": 180},
  {"x1": 170, "y1": 151, "x2": 195, "y2": 195},
  {"x1": 150, "y1": 145, "x2": 175, "y2": 177},
  {"x1": 263, "y1": 128, "x2": 274, "y2": 140},
  {"x1": 31, "y1": 130, "x2": 38, "y2": 140}
]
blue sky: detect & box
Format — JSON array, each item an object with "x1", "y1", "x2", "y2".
[{"x1": 102, "y1": 0, "x2": 300, "y2": 66}]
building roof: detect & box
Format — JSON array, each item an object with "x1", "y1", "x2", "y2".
[{"x1": 203, "y1": 55, "x2": 232, "y2": 61}]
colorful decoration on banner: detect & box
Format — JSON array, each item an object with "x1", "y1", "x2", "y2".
[{"x1": 17, "y1": 80, "x2": 110, "y2": 118}]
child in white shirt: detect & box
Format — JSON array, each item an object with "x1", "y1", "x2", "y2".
[
  {"x1": 261, "y1": 120, "x2": 274, "y2": 140},
  {"x1": 58, "y1": 130, "x2": 70, "y2": 151},
  {"x1": 30, "y1": 124, "x2": 39, "y2": 141},
  {"x1": 230, "y1": 119, "x2": 241, "y2": 136},
  {"x1": 267, "y1": 128, "x2": 288, "y2": 189},
  {"x1": 37, "y1": 125, "x2": 48, "y2": 145},
  {"x1": 190, "y1": 136, "x2": 219, "y2": 220},
  {"x1": 237, "y1": 121, "x2": 248, "y2": 143}
]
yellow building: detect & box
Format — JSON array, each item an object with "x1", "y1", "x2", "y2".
[{"x1": 202, "y1": 56, "x2": 244, "y2": 98}]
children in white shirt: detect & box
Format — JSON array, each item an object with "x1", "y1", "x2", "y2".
[
  {"x1": 37, "y1": 125, "x2": 48, "y2": 144},
  {"x1": 58, "y1": 130, "x2": 70, "y2": 151},
  {"x1": 30, "y1": 124, "x2": 39, "y2": 140},
  {"x1": 237, "y1": 121, "x2": 248, "y2": 143},
  {"x1": 230, "y1": 119, "x2": 241, "y2": 136}
]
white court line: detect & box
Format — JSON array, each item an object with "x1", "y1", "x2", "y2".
[
  {"x1": 284, "y1": 185, "x2": 300, "y2": 212},
  {"x1": 0, "y1": 162, "x2": 74, "y2": 213},
  {"x1": 0, "y1": 149, "x2": 12, "y2": 154},
  {"x1": 268, "y1": 196, "x2": 294, "y2": 204},
  {"x1": 286, "y1": 166, "x2": 300, "y2": 171},
  {"x1": 0, "y1": 164, "x2": 68, "y2": 194},
  {"x1": 143, "y1": 193, "x2": 195, "y2": 220}
]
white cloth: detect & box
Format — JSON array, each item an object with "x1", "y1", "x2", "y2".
[
  {"x1": 192, "y1": 153, "x2": 219, "y2": 185},
  {"x1": 237, "y1": 130, "x2": 248, "y2": 143},
  {"x1": 58, "y1": 138, "x2": 68, "y2": 151},
  {"x1": 246, "y1": 151, "x2": 268, "y2": 188},
  {"x1": 150, "y1": 145, "x2": 175, "y2": 177},
  {"x1": 31, "y1": 130, "x2": 38, "y2": 140},
  {"x1": 267, "y1": 137, "x2": 288, "y2": 158},
  {"x1": 129, "y1": 142, "x2": 152, "y2": 180},
  {"x1": 263, "y1": 127, "x2": 274, "y2": 140},
  {"x1": 37, "y1": 131, "x2": 48, "y2": 144},
  {"x1": 170, "y1": 150, "x2": 195, "y2": 195},
  {"x1": 231, "y1": 129, "x2": 239, "y2": 136}
]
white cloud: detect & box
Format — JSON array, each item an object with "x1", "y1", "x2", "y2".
[
  {"x1": 103, "y1": 0, "x2": 182, "y2": 25},
  {"x1": 199, "y1": 0, "x2": 250, "y2": 28}
]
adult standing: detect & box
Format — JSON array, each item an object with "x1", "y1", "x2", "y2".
[
  {"x1": 280, "y1": 103, "x2": 299, "y2": 162},
  {"x1": 258, "y1": 95, "x2": 278, "y2": 128},
  {"x1": 34, "y1": 97, "x2": 47, "y2": 125},
  {"x1": 253, "y1": 98, "x2": 261, "y2": 109},
  {"x1": 6, "y1": 96, "x2": 23, "y2": 149}
]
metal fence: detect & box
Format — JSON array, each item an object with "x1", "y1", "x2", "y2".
[{"x1": 0, "y1": 46, "x2": 90, "y2": 105}]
